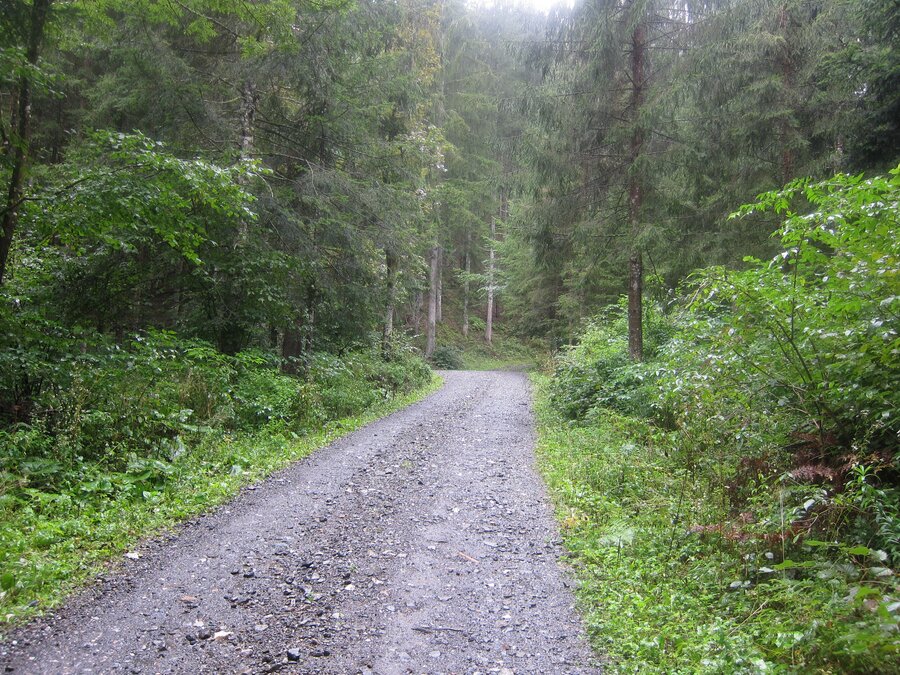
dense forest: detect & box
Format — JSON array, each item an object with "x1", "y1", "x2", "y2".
[{"x1": 1, "y1": 0, "x2": 897, "y2": 671}]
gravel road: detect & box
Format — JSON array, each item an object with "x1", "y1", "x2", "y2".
[{"x1": 0, "y1": 370, "x2": 600, "y2": 675}]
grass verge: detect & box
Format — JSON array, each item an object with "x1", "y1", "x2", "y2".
[
  {"x1": 0, "y1": 373, "x2": 442, "y2": 631},
  {"x1": 531, "y1": 373, "x2": 899, "y2": 674}
]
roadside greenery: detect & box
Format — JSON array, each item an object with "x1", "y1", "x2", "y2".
[
  {"x1": 538, "y1": 169, "x2": 899, "y2": 673},
  {"x1": 0, "y1": 305, "x2": 435, "y2": 626},
  {"x1": 2, "y1": 0, "x2": 898, "y2": 663},
  {"x1": 427, "y1": 321, "x2": 539, "y2": 371}
]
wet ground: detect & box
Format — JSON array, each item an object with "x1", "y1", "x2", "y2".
[{"x1": 0, "y1": 371, "x2": 599, "y2": 674}]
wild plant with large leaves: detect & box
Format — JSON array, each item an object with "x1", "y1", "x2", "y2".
[
  {"x1": 542, "y1": 168, "x2": 900, "y2": 672},
  {"x1": 23, "y1": 130, "x2": 261, "y2": 263},
  {"x1": 666, "y1": 168, "x2": 899, "y2": 452}
]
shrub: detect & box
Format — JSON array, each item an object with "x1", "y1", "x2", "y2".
[
  {"x1": 430, "y1": 345, "x2": 464, "y2": 370},
  {"x1": 540, "y1": 168, "x2": 900, "y2": 673},
  {"x1": 373, "y1": 340, "x2": 433, "y2": 392},
  {"x1": 230, "y1": 367, "x2": 325, "y2": 430},
  {"x1": 548, "y1": 300, "x2": 672, "y2": 421},
  {"x1": 0, "y1": 303, "x2": 431, "y2": 493},
  {"x1": 661, "y1": 169, "x2": 899, "y2": 455}
]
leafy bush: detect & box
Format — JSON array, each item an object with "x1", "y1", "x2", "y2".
[
  {"x1": 374, "y1": 340, "x2": 434, "y2": 391},
  {"x1": 662, "y1": 168, "x2": 899, "y2": 455},
  {"x1": 230, "y1": 366, "x2": 325, "y2": 430},
  {"x1": 0, "y1": 304, "x2": 431, "y2": 491},
  {"x1": 468, "y1": 316, "x2": 487, "y2": 333},
  {"x1": 548, "y1": 300, "x2": 673, "y2": 421},
  {"x1": 537, "y1": 378, "x2": 900, "y2": 674},
  {"x1": 540, "y1": 168, "x2": 900, "y2": 673},
  {"x1": 656, "y1": 169, "x2": 900, "y2": 552},
  {"x1": 430, "y1": 345, "x2": 464, "y2": 369},
  {"x1": 308, "y1": 345, "x2": 431, "y2": 419}
]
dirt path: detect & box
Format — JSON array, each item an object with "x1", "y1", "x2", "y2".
[{"x1": 0, "y1": 371, "x2": 600, "y2": 674}]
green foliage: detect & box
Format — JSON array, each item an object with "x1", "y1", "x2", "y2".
[
  {"x1": 230, "y1": 359, "x2": 324, "y2": 430},
  {"x1": 539, "y1": 168, "x2": 900, "y2": 672},
  {"x1": 535, "y1": 377, "x2": 900, "y2": 674},
  {"x1": 24, "y1": 131, "x2": 261, "y2": 264},
  {"x1": 308, "y1": 347, "x2": 431, "y2": 419},
  {"x1": 665, "y1": 168, "x2": 899, "y2": 449},
  {"x1": 430, "y1": 345, "x2": 464, "y2": 370},
  {"x1": 548, "y1": 299, "x2": 674, "y2": 421},
  {"x1": 0, "y1": 306, "x2": 431, "y2": 476}
]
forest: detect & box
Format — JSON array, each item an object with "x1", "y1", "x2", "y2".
[{"x1": 1, "y1": 0, "x2": 898, "y2": 672}]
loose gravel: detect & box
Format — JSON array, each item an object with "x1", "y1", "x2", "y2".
[{"x1": 0, "y1": 370, "x2": 600, "y2": 674}]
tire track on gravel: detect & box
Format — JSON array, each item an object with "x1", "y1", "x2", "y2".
[{"x1": 0, "y1": 371, "x2": 600, "y2": 675}]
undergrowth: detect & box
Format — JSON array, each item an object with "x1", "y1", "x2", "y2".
[
  {"x1": 535, "y1": 382, "x2": 898, "y2": 673},
  {"x1": 536, "y1": 169, "x2": 900, "y2": 673},
  {"x1": 0, "y1": 313, "x2": 436, "y2": 628}
]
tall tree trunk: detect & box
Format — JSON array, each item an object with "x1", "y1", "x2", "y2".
[
  {"x1": 172, "y1": 266, "x2": 182, "y2": 325},
  {"x1": 627, "y1": 15, "x2": 645, "y2": 362},
  {"x1": 281, "y1": 322, "x2": 303, "y2": 374},
  {"x1": 240, "y1": 80, "x2": 258, "y2": 160},
  {"x1": 627, "y1": 250, "x2": 643, "y2": 358},
  {"x1": 413, "y1": 290, "x2": 423, "y2": 336},
  {"x1": 236, "y1": 80, "x2": 258, "y2": 243},
  {"x1": 425, "y1": 246, "x2": 439, "y2": 357},
  {"x1": 382, "y1": 248, "x2": 397, "y2": 355},
  {"x1": 282, "y1": 285, "x2": 316, "y2": 372},
  {"x1": 495, "y1": 186, "x2": 508, "y2": 323},
  {"x1": 778, "y1": 3, "x2": 795, "y2": 185},
  {"x1": 0, "y1": 0, "x2": 53, "y2": 285},
  {"x1": 462, "y1": 230, "x2": 470, "y2": 337},
  {"x1": 435, "y1": 245, "x2": 443, "y2": 323},
  {"x1": 304, "y1": 287, "x2": 316, "y2": 355},
  {"x1": 485, "y1": 217, "x2": 496, "y2": 345},
  {"x1": 486, "y1": 186, "x2": 508, "y2": 345}
]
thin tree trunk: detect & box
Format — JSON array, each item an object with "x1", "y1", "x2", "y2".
[
  {"x1": 425, "y1": 246, "x2": 438, "y2": 357},
  {"x1": 281, "y1": 323, "x2": 303, "y2": 374},
  {"x1": 627, "y1": 15, "x2": 645, "y2": 362},
  {"x1": 172, "y1": 257, "x2": 186, "y2": 327},
  {"x1": 283, "y1": 284, "x2": 316, "y2": 371},
  {"x1": 382, "y1": 248, "x2": 397, "y2": 355},
  {"x1": 627, "y1": 250, "x2": 643, "y2": 358},
  {"x1": 0, "y1": 0, "x2": 52, "y2": 285},
  {"x1": 1, "y1": 92, "x2": 16, "y2": 158},
  {"x1": 413, "y1": 290, "x2": 423, "y2": 335},
  {"x1": 486, "y1": 186, "x2": 508, "y2": 345},
  {"x1": 240, "y1": 80, "x2": 258, "y2": 160},
  {"x1": 495, "y1": 186, "x2": 508, "y2": 325},
  {"x1": 435, "y1": 245, "x2": 442, "y2": 324},
  {"x1": 485, "y1": 217, "x2": 495, "y2": 345},
  {"x1": 51, "y1": 96, "x2": 63, "y2": 163},
  {"x1": 778, "y1": 3, "x2": 795, "y2": 185},
  {"x1": 830, "y1": 136, "x2": 844, "y2": 174},
  {"x1": 236, "y1": 80, "x2": 258, "y2": 243},
  {"x1": 304, "y1": 288, "x2": 316, "y2": 355},
  {"x1": 462, "y1": 230, "x2": 470, "y2": 338}
]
